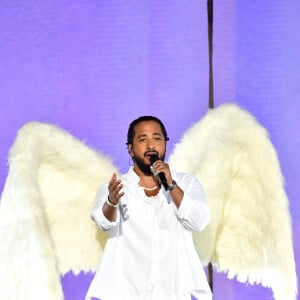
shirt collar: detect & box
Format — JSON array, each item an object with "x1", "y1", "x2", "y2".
[{"x1": 127, "y1": 167, "x2": 140, "y2": 184}]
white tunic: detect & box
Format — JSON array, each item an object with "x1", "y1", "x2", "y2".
[{"x1": 85, "y1": 168, "x2": 212, "y2": 300}]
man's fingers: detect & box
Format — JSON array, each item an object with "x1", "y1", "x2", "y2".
[{"x1": 108, "y1": 173, "x2": 124, "y2": 203}]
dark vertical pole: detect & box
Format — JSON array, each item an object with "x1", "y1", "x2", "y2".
[
  {"x1": 207, "y1": 0, "x2": 214, "y2": 109},
  {"x1": 207, "y1": 0, "x2": 214, "y2": 294},
  {"x1": 208, "y1": 261, "x2": 213, "y2": 292}
]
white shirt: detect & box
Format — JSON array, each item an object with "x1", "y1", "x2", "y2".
[{"x1": 85, "y1": 168, "x2": 212, "y2": 300}]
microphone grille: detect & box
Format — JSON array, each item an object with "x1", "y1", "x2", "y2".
[{"x1": 149, "y1": 154, "x2": 159, "y2": 164}]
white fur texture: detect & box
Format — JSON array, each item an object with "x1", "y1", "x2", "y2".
[
  {"x1": 169, "y1": 103, "x2": 297, "y2": 300},
  {"x1": 0, "y1": 122, "x2": 117, "y2": 300}
]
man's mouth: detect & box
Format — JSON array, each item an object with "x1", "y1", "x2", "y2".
[
  {"x1": 145, "y1": 152, "x2": 158, "y2": 162},
  {"x1": 145, "y1": 151, "x2": 158, "y2": 157}
]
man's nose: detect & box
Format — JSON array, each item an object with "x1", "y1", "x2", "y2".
[{"x1": 147, "y1": 140, "x2": 154, "y2": 149}]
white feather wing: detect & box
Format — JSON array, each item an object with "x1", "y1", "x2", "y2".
[
  {"x1": 0, "y1": 122, "x2": 117, "y2": 299},
  {"x1": 169, "y1": 103, "x2": 297, "y2": 300}
]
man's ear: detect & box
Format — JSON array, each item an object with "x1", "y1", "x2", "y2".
[{"x1": 127, "y1": 144, "x2": 133, "y2": 157}]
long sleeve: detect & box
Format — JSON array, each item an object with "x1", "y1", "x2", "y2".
[
  {"x1": 173, "y1": 172, "x2": 210, "y2": 232},
  {"x1": 91, "y1": 183, "x2": 121, "y2": 231}
]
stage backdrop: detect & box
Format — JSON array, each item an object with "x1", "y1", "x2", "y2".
[{"x1": 0, "y1": 1, "x2": 299, "y2": 299}]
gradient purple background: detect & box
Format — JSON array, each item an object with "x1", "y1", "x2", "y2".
[{"x1": 0, "y1": 1, "x2": 299, "y2": 299}]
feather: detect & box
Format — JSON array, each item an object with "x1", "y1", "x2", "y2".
[
  {"x1": 0, "y1": 122, "x2": 117, "y2": 299},
  {"x1": 169, "y1": 103, "x2": 297, "y2": 300}
]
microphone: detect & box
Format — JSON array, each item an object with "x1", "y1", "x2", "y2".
[{"x1": 149, "y1": 154, "x2": 169, "y2": 191}]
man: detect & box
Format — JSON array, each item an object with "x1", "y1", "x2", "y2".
[{"x1": 85, "y1": 116, "x2": 212, "y2": 300}]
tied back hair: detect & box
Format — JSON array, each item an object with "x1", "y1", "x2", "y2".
[{"x1": 126, "y1": 116, "x2": 170, "y2": 146}]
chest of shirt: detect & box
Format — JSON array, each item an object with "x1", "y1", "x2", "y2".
[{"x1": 119, "y1": 186, "x2": 178, "y2": 236}]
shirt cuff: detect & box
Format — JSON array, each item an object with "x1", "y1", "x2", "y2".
[
  {"x1": 176, "y1": 194, "x2": 194, "y2": 220},
  {"x1": 92, "y1": 202, "x2": 120, "y2": 231}
]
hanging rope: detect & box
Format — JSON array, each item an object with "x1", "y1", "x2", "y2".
[{"x1": 207, "y1": 0, "x2": 214, "y2": 293}]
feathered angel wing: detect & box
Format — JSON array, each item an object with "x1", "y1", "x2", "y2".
[
  {"x1": 169, "y1": 103, "x2": 297, "y2": 300},
  {"x1": 0, "y1": 122, "x2": 117, "y2": 300}
]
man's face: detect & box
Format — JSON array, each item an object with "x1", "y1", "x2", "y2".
[{"x1": 129, "y1": 120, "x2": 166, "y2": 175}]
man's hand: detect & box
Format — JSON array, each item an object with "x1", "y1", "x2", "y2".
[
  {"x1": 151, "y1": 160, "x2": 172, "y2": 184},
  {"x1": 108, "y1": 173, "x2": 124, "y2": 205}
]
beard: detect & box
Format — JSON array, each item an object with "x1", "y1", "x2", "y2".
[{"x1": 133, "y1": 152, "x2": 166, "y2": 176}]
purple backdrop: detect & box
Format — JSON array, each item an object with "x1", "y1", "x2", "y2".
[{"x1": 0, "y1": 1, "x2": 299, "y2": 299}]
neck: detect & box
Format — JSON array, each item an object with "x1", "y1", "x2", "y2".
[{"x1": 133, "y1": 165, "x2": 159, "y2": 188}]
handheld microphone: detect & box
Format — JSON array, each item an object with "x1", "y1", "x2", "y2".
[{"x1": 149, "y1": 154, "x2": 169, "y2": 191}]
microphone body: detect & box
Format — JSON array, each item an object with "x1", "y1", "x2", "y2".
[{"x1": 149, "y1": 155, "x2": 169, "y2": 191}]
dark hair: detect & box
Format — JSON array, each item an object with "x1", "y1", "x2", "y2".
[{"x1": 126, "y1": 116, "x2": 169, "y2": 145}]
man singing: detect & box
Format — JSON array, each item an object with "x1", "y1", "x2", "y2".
[{"x1": 85, "y1": 116, "x2": 212, "y2": 300}]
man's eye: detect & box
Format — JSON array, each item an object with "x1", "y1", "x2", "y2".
[{"x1": 139, "y1": 138, "x2": 146, "y2": 143}]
